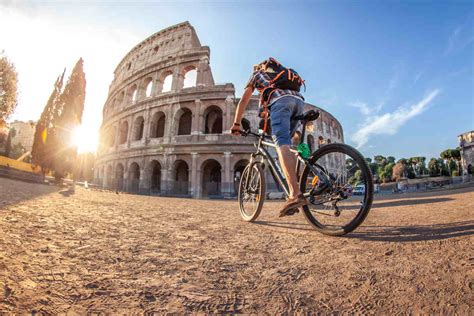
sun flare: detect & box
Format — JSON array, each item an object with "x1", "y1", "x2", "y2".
[{"x1": 71, "y1": 125, "x2": 98, "y2": 153}]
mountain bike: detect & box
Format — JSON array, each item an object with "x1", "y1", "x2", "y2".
[{"x1": 237, "y1": 109, "x2": 373, "y2": 236}]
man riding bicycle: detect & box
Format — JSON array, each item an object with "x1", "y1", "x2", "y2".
[{"x1": 230, "y1": 58, "x2": 308, "y2": 217}]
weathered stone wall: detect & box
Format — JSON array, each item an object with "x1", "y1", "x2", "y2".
[{"x1": 95, "y1": 21, "x2": 344, "y2": 198}]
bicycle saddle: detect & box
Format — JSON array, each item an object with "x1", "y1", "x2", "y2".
[{"x1": 295, "y1": 110, "x2": 319, "y2": 122}]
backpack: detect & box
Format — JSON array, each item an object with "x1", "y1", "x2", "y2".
[{"x1": 259, "y1": 57, "x2": 306, "y2": 106}]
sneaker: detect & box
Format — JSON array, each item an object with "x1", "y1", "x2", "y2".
[{"x1": 279, "y1": 194, "x2": 308, "y2": 217}]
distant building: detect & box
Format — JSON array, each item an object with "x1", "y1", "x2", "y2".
[
  {"x1": 458, "y1": 130, "x2": 474, "y2": 175},
  {"x1": 9, "y1": 120, "x2": 36, "y2": 153}
]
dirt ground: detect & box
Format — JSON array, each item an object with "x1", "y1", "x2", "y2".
[{"x1": 0, "y1": 177, "x2": 473, "y2": 314}]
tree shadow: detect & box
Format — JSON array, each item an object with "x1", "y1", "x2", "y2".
[
  {"x1": 347, "y1": 221, "x2": 474, "y2": 242},
  {"x1": 0, "y1": 177, "x2": 60, "y2": 208}
]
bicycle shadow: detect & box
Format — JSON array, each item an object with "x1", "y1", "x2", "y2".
[
  {"x1": 347, "y1": 220, "x2": 474, "y2": 242},
  {"x1": 253, "y1": 220, "x2": 474, "y2": 242},
  {"x1": 372, "y1": 197, "x2": 453, "y2": 208}
]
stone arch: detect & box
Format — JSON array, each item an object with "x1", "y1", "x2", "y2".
[
  {"x1": 203, "y1": 105, "x2": 223, "y2": 134},
  {"x1": 143, "y1": 77, "x2": 154, "y2": 98},
  {"x1": 241, "y1": 118, "x2": 251, "y2": 131},
  {"x1": 183, "y1": 66, "x2": 197, "y2": 88},
  {"x1": 115, "y1": 91, "x2": 125, "y2": 109},
  {"x1": 132, "y1": 116, "x2": 145, "y2": 141},
  {"x1": 172, "y1": 160, "x2": 189, "y2": 195},
  {"x1": 201, "y1": 159, "x2": 222, "y2": 197},
  {"x1": 127, "y1": 84, "x2": 138, "y2": 105},
  {"x1": 128, "y1": 162, "x2": 140, "y2": 193},
  {"x1": 106, "y1": 126, "x2": 116, "y2": 147},
  {"x1": 159, "y1": 70, "x2": 173, "y2": 93},
  {"x1": 176, "y1": 107, "x2": 192, "y2": 135},
  {"x1": 307, "y1": 134, "x2": 315, "y2": 152},
  {"x1": 150, "y1": 111, "x2": 166, "y2": 138},
  {"x1": 119, "y1": 121, "x2": 129, "y2": 144},
  {"x1": 318, "y1": 136, "x2": 324, "y2": 148},
  {"x1": 105, "y1": 165, "x2": 113, "y2": 188},
  {"x1": 148, "y1": 160, "x2": 162, "y2": 193},
  {"x1": 233, "y1": 159, "x2": 249, "y2": 195},
  {"x1": 115, "y1": 163, "x2": 124, "y2": 191}
]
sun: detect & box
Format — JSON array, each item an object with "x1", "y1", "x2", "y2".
[{"x1": 71, "y1": 125, "x2": 98, "y2": 153}]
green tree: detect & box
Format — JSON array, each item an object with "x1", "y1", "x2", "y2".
[
  {"x1": 393, "y1": 159, "x2": 408, "y2": 181},
  {"x1": 428, "y1": 158, "x2": 440, "y2": 176},
  {"x1": 0, "y1": 53, "x2": 18, "y2": 127},
  {"x1": 387, "y1": 156, "x2": 396, "y2": 164},
  {"x1": 3, "y1": 127, "x2": 15, "y2": 157},
  {"x1": 31, "y1": 70, "x2": 65, "y2": 175}
]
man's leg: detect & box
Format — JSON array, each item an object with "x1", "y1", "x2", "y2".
[{"x1": 276, "y1": 145, "x2": 301, "y2": 200}]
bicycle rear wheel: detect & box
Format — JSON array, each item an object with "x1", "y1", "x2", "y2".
[
  {"x1": 300, "y1": 143, "x2": 373, "y2": 236},
  {"x1": 238, "y1": 163, "x2": 266, "y2": 222}
]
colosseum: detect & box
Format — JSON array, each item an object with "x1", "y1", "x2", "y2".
[{"x1": 94, "y1": 22, "x2": 344, "y2": 198}]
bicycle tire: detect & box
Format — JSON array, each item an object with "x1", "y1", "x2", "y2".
[
  {"x1": 300, "y1": 143, "x2": 374, "y2": 236},
  {"x1": 238, "y1": 162, "x2": 266, "y2": 222}
]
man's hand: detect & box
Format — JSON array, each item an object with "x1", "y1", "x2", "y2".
[{"x1": 230, "y1": 122, "x2": 241, "y2": 136}]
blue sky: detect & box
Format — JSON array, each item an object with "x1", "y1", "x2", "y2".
[{"x1": 2, "y1": 0, "x2": 473, "y2": 159}]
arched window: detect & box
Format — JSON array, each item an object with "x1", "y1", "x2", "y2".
[
  {"x1": 173, "y1": 160, "x2": 189, "y2": 195},
  {"x1": 177, "y1": 108, "x2": 192, "y2": 135},
  {"x1": 318, "y1": 136, "x2": 324, "y2": 148},
  {"x1": 162, "y1": 74, "x2": 173, "y2": 92},
  {"x1": 108, "y1": 127, "x2": 115, "y2": 147},
  {"x1": 145, "y1": 78, "x2": 153, "y2": 97},
  {"x1": 204, "y1": 106, "x2": 223, "y2": 134},
  {"x1": 128, "y1": 85, "x2": 137, "y2": 104},
  {"x1": 115, "y1": 164, "x2": 124, "y2": 191},
  {"x1": 133, "y1": 116, "x2": 145, "y2": 141},
  {"x1": 149, "y1": 160, "x2": 161, "y2": 193},
  {"x1": 128, "y1": 162, "x2": 140, "y2": 193},
  {"x1": 202, "y1": 159, "x2": 221, "y2": 197},
  {"x1": 183, "y1": 68, "x2": 197, "y2": 88},
  {"x1": 115, "y1": 91, "x2": 124, "y2": 109},
  {"x1": 150, "y1": 112, "x2": 166, "y2": 138},
  {"x1": 119, "y1": 121, "x2": 128, "y2": 144},
  {"x1": 132, "y1": 89, "x2": 138, "y2": 103}
]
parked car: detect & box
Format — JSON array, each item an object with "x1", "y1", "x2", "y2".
[{"x1": 353, "y1": 184, "x2": 365, "y2": 195}]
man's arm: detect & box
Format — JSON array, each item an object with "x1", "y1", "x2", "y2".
[{"x1": 230, "y1": 85, "x2": 254, "y2": 135}]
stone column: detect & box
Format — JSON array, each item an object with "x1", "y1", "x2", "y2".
[
  {"x1": 196, "y1": 57, "x2": 208, "y2": 87},
  {"x1": 138, "y1": 163, "x2": 147, "y2": 194},
  {"x1": 224, "y1": 96, "x2": 234, "y2": 133},
  {"x1": 143, "y1": 107, "x2": 151, "y2": 144},
  {"x1": 171, "y1": 68, "x2": 184, "y2": 91},
  {"x1": 223, "y1": 152, "x2": 232, "y2": 197},
  {"x1": 192, "y1": 99, "x2": 202, "y2": 135},
  {"x1": 160, "y1": 162, "x2": 168, "y2": 195},
  {"x1": 191, "y1": 152, "x2": 199, "y2": 198}
]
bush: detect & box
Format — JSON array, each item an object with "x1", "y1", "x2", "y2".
[{"x1": 452, "y1": 170, "x2": 459, "y2": 177}]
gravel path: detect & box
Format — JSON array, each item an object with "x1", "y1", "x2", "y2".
[{"x1": 0, "y1": 177, "x2": 473, "y2": 314}]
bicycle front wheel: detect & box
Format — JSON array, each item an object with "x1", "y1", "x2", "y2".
[
  {"x1": 300, "y1": 143, "x2": 373, "y2": 236},
  {"x1": 238, "y1": 163, "x2": 266, "y2": 222}
]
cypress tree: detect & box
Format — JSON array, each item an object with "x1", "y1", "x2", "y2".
[
  {"x1": 31, "y1": 70, "x2": 65, "y2": 175},
  {"x1": 54, "y1": 58, "x2": 86, "y2": 179}
]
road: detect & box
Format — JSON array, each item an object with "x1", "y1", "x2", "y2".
[{"x1": 0, "y1": 177, "x2": 473, "y2": 313}]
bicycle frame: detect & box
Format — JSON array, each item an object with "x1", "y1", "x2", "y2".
[{"x1": 245, "y1": 118, "x2": 332, "y2": 198}]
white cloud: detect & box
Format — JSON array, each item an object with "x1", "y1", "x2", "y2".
[
  {"x1": 0, "y1": 4, "x2": 141, "y2": 142},
  {"x1": 351, "y1": 89, "x2": 440, "y2": 149},
  {"x1": 349, "y1": 102, "x2": 375, "y2": 116}
]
